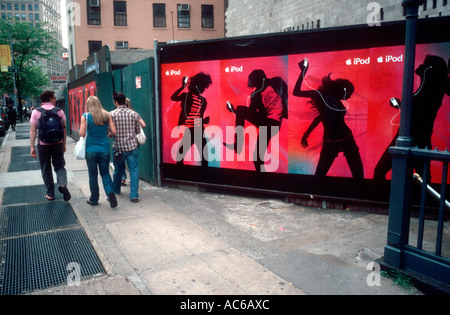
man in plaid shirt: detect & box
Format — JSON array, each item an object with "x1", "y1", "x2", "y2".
[{"x1": 110, "y1": 92, "x2": 143, "y2": 203}]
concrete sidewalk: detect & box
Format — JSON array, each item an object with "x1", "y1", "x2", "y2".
[{"x1": 0, "y1": 121, "x2": 431, "y2": 296}]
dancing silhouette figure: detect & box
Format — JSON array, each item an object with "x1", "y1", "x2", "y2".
[
  {"x1": 374, "y1": 55, "x2": 450, "y2": 181},
  {"x1": 224, "y1": 69, "x2": 287, "y2": 172},
  {"x1": 293, "y1": 59, "x2": 364, "y2": 180},
  {"x1": 171, "y1": 72, "x2": 212, "y2": 167}
]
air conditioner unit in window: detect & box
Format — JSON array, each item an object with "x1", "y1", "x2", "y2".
[
  {"x1": 181, "y1": 4, "x2": 190, "y2": 11},
  {"x1": 115, "y1": 41, "x2": 128, "y2": 49},
  {"x1": 89, "y1": 0, "x2": 100, "y2": 7}
]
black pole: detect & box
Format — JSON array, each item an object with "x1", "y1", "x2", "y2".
[
  {"x1": 396, "y1": 0, "x2": 424, "y2": 147},
  {"x1": 384, "y1": 0, "x2": 424, "y2": 269}
]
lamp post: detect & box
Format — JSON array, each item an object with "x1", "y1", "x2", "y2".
[
  {"x1": 9, "y1": 33, "x2": 20, "y2": 122},
  {"x1": 384, "y1": 0, "x2": 425, "y2": 269},
  {"x1": 396, "y1": 0, "x2": 424, "y2": 148}
]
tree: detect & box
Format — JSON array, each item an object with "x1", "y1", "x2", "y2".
[{"x1": 0, "y1": 19, "x2": 59, "y2": 117}]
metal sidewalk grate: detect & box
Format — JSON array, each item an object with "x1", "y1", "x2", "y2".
[
  {"x1": 14, "y1": 126, "x2": 29, "y2": 132},
  {"x1": 0, "y1": 202, "x2": 79, "y2": 239},
  {"x1": 0, "y1": 228, "x2": 106, "y2": 295},
  {"x1": 2, "y1": 185, "x2": 60, "y2": 205},
  {"x1": 15, "y1": 132, "x2": 29, "y2": 140},
  {"x1": 0, "y1": 184, "x2": 107, "y2": 295},
  {"x1": 8, "y1": 146, "x2": 40, "y2": 172},
  {"x1": 11, "y1": 146, "x2": 30, "y2": 155}
]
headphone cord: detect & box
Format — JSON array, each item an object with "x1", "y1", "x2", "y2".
[{"x1": 301, "y1": 70, "x2": 349, "y2": 112}]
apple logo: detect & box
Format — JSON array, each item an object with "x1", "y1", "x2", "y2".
[
  {"x1": 225, "y1": 67, "x2": 230, "y2": 73},
  {"x1": 377, "y1": 56, "x2": 384, "y2": 63},
  {"x1": 165, "y1": 70, "x2": 170, "y2": 75},
  {"x1": 346, "y1": 59, "x2": 352, "y2": 66}
]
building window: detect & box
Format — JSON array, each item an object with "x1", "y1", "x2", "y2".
[
  {"x1": 87, "y1": 0, "x2": 101, "y2": 25},
  {"x1": 201, "y1": 5, "x2": 214, "y2": 28},
  {"x1": 88, "y1": 40, "x2": 102, "y2": 55},
  {"x1": 177, "y1": 4, "x2": 190, "y2": 28},
  {"x1": 115, "y1": 41, "x2": 128, "y2": 49},
  {"x1": 114, "y1": 1, "x2": 127, "y2": 26},
  {"x1": 153, "y1": 3, "x2": 166, "y2": 28}
]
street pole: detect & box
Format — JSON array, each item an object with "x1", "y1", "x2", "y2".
[
  {"x1": 9, "y1": 33, "x2": 19, "y2": 120},
  {"x1": 396, "y1": 0, "x2": 424, "y2": 148},
  {"x1": 384, "y1": 0, "x2": 424, "y2": 269}
]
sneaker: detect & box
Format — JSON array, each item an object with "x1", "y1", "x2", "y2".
[
  {"x1": 131, "y1": 198, "x2": 139, "y2": 203},
  {"x1": 58, "y1": 186, "x2": 71, "y2": 201},
  {"x1": 108, "y1": 192, "x2": 118, "y2": 208},
  {"x1": 87, "y1": 200, "x2": 99, "y2": 206}
]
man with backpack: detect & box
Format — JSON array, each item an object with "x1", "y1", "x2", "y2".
[{"x1": 30, "y1": 90, "x2": 71, "y2": 202}]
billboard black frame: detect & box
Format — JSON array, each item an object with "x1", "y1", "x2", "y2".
[{"x1": 156, "y1": 17, "x2": 450, "y2": 204}]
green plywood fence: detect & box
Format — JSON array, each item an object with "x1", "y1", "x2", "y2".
[
  {"x1": 120, "y1": 58, "x2": 157, "y2": 185},
  {"x1": 65, "y1": 58, "x2": 158, "y2": 185}
]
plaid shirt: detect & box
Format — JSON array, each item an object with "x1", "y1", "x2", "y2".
[{"x1": 110, "y1": 105, "x2": 141, "y2": 153}]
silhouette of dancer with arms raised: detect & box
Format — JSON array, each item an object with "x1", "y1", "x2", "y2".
[
  {"x1": 374, "y1": 55, "x2": 450, "y2": 181},
  {"x1": 293, "y1": 59, "x2": 364, "y2": 180},
  {"x1": 171, "y1": 72, "x2": 212, "y2": 167},
  {"x1": 224, "y1": 69, "x2": 287, "y2": 172}
]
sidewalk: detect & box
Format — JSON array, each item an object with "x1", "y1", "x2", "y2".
[{"x1": 0, "y1": 121, "x2": 428, "y2": 296}]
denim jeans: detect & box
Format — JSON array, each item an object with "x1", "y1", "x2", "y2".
[
  {"x1": 113, "y1": 148, "x2": 139, "y2": 200},
  {"x1": 85, "y1": 151, "x2": 114, "y2": 203},
  {"x1": 37, "y1": 143, "x2": 67, "y2": 198}
]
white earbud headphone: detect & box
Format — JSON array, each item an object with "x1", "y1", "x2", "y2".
[{"x1": 414, "y1": 65, "x2": 433, "y2": 96}]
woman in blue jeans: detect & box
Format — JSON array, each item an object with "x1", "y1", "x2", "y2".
[{"x1": 79, "y1": 96, "x2": 118, "y2": 208}]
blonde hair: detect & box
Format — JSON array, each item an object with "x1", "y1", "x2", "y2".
[
  {"x1": 86, "y1": 96, "x2": 110, "y2": 125},
  {"x1": 125, "y1": 98, "x2": 133, "y2": 109}
]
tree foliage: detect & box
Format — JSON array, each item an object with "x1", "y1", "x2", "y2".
[{"x1": 0, "y1": 19, "x2": 59, "y2": 98}]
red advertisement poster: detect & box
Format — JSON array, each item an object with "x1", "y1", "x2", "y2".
[
  {"x1": 68, "y1": 81, "x2": 97, "y2": 134},
  {"x1": 160, "y1": 42, "x2": 449, "y2": 184}
]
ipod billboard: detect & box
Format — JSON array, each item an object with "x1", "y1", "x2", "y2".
[{"x1": 157, "y1": 18, "x2": 450, "y2": 202}]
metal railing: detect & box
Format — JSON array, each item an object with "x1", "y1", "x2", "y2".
[{"x1": 384, "y1": 146, "x2": 450, "y2": 285}]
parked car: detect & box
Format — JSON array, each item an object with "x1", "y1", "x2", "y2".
[{"x1": 0, "y1": 107, "x2": 5, "y2": 136}]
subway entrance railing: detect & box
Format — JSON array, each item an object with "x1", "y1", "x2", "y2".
[{"x1": 384, "y1": 146, "x2": 450, "y2": 287}]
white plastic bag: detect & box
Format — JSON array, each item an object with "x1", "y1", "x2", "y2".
[
  {"x1": 137, "y1": 126, "x2": 146, "y2": 145},
  {"x1": 74, "y1": 136, "x2": 86, "y2": 160}
]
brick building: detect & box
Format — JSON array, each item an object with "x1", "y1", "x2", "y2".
[
  {"x1": 225, "y1": 0, "x2": 450, "y2": 36},
  {"x1": 0, "y1": 0, "x2": 67, "y2": 91},
  {"x1": 66, "y1": 0, "x2": 226, "y2": 69}
]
